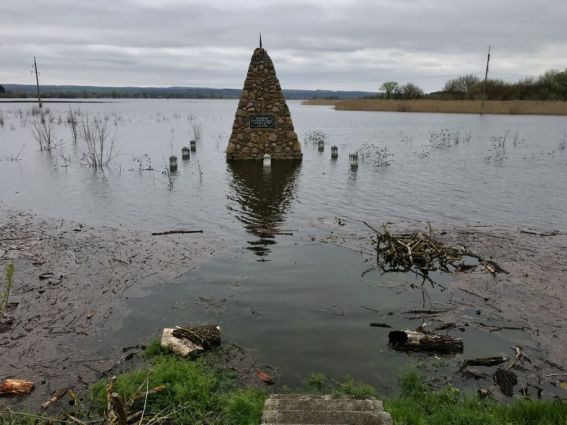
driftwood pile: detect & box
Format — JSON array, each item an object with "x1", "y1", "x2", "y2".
[{"x1": 364, "y1": 222, "x2": 507, "y2": 277}]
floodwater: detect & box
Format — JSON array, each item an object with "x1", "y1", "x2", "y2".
[
  {"x1": 1, "y1": 100, "x2": 566, "y2": 237},
  {"x1": 118, "y1": 243, "x2": 519, "y2": 393},
  {"x1": 0, "y1": 99, "x2": 566, "y2": 391}
]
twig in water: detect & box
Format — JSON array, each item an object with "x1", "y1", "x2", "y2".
[{"x1": 151, "y1": 230, "x2": 203, "y2": 236}]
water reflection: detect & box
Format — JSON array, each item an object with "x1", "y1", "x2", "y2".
[{"x1": 227, "y1": 161, "x2": 301, "y2": 258}]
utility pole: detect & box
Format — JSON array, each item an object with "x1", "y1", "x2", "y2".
[
  {"x1": 481, "y1": 45, "x2": 491, "y2": 114},
  {"x1": 33, "y1": 56, "x2": 42, "y2": 108}
]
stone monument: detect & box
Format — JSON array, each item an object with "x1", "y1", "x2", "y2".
[{"x1": 226, "y1": 39, "x2": 302, "y2": 160}]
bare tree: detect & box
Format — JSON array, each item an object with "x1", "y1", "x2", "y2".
[
  {"x1": 443, "y1": 74, "x2": 480, "y2": 99},
  {"x1": 31, "y1": 110, "x2": 56, "y2": 150},
  {"x1": 400, "y1": 83, "x2": 425, "y2": 99},
  {"x1": 80, "y1": 114, "x2": 117, "y2": 169}
]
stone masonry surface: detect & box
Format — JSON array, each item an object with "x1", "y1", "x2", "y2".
[{"x1": 227, "y1": 48, "x2": 302, "y2": 160}]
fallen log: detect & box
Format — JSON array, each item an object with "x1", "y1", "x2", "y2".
[
  {"x1": 151, "y1": 230, "x2": 204, "y2": 236},
  {"x1": 460, "y1": 356, "x2": 508, "y2": 370},
  {"x1": 461, "y1": 367, "x2": 491, "y2": 380},
  {"x1": 0, "y1": 379, "x2": 34, "y2": 395},
  {"x1": 388, "y1": 330, "x2": 463, "y2": 354},
  {"x1": 161, "y1": 325, "x2": 221, "y2": 357}
]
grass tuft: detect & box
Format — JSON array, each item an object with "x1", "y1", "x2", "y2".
[
  {"x1": 386, "y1": 370, "x2": 567, "y2": 425},
  {"x1": 305, "y1": 373, "x2": 378, "y2": 397},
  {"x1": 90, "y1": 349, "x2": 265, "y2": 425}
]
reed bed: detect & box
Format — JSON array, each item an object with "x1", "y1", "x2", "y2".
[{"x1": 302, "y1": 99, "x2": 567, "y2": 115}]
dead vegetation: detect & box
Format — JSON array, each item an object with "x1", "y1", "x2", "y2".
[
  {"x1": 303, "y1": 99, "x2": 567, "y2": 115},
  {"x1": 363, "y1": 222, "x2": 507, "y2": 280},
  {"x1": 79, "y1": 114, "x2": 117, "y2": 169},
  {"x1": 31, "y1": 110, "x2": 57, "y2": 150}
]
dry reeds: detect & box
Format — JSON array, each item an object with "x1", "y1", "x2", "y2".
[{"x1": 302, "y1": 99, "x2": 567, "y2": 115}]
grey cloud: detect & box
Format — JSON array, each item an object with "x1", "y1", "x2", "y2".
[{"x1": 1, "y1": 0, "x2": 565, "y2": 91}]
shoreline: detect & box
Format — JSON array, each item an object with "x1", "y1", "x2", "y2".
[
  {"x1": 0, "y1": 206, "x2": 222, "y2": 407},
  {"x1": 1, "y1": 207, "x2": 566, "y2": 408},
  {"x1": 302, "y1": 99, "x2": 567, "y2": 116}
]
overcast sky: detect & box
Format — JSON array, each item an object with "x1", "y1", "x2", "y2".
[{"x1": 1, "y1": 0, "x2": 566, "y2": 92}]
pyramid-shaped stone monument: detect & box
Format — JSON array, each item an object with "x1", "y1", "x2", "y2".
[{"x1": 226, "y1": 43, "x2": 302, "y2": 160}]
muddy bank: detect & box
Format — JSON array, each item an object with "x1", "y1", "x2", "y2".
[
  {"x1": 0, "y1": 206, "x2": 221, "y2": 407},
  {"x1": 312, "y1": 217, "x2": 567, "y2": 397},
  {"x1": 2, "y1": 207, "x2": 567, "y2": 406}
]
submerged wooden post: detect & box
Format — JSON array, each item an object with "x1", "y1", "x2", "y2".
[
  {"x1": 190, "y1": 140, "x2": 196, "y2": 152},
  {"x1": 181, "y1": 147, "x2": 190, "y2": 160},
  {"x1": 318, "y1": 139, "x2": 325, "y2": 152},
  {"x1": 481, "y1": 45, "x2": 491, "y2": 114},
  {"x1": 33, "y1": 56, "x2": 42, "y2": 109},
  {"x1": 169, "y1": 155, "x2": 178, "y2": 172},
  {"x1": 349, "y1": 152, "x2": 359, "y2": 170},
  {"x1": 331, "y1": 145, "x2": 338, "y2": 159}
]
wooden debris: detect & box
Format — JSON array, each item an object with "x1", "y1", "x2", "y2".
[
  {"x1": 519, "y1": 229, "x2": 560, "y2": 237},
  {"x1": 494, "y1": 367, "x2": 518, "y2": 396},
  {"x1": 41, "y1": 387, "x2": 69, "y2": 409},
  {"x1": 369, "y1": 322, "x2": 391, "y2": 328},
  {"x1": 481, "y1": 260, "x2": 508, "y2": 275},
  {"x1": 106, "y1": 377, "x2": 127, "y2": 425},
  {"x1": 0, "y1": 379, "x2": 34, "y2": 395},
  {"x1": 388, "y1": 330, "x2": 463, "y2": 354},
  {"x1": 461, "y1": 367, "x2": 491, "y2": 380},
  {"x1": 151, "y1": 230, "x2": 203, "y2": 236},
  {"x1": 507, "y1": 345, "x2": 531, "y2": 370},
  {"x1": 161, "y1": 325, "x2": 221, "y2": 357},
  {"x1": 460, "y1": 356, "x2": 508, "y2": 370},
  {"x1": 364, "y1": 222, "x2": 507, "y2": 277}
]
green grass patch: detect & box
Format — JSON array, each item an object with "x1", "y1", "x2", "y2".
[
  {"x1": 305, "y1": 372, "x2": 378, "y2": 397},
  {"x1": 89, "y1": 348, "x2": 265, "y2": 425},
  {"x1": 2, "y1": 350, "x2": 566, "y2": 425},
  {"x1": 385, "y1": 370, "x2": 567, "y2": 425}
]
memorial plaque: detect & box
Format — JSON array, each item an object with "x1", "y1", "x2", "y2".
[
  {"x1": 250, "y1": 115, "x2": 275, "y2": 129},
  {"x1": 227, "y1": 46, "x2": 302, "y2": 160}
]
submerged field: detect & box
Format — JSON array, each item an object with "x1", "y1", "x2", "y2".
[
  {"x1": 303, "y1": 98, "x2": 567, "y2": 115},
  {"x1": 1, "y1": 99, "x2": 567, "y2": 410}
]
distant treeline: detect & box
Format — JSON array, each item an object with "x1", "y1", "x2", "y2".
[
  {"x1": 373, "y1": 68, "x2": 567, "y2": 101},
  {"x1": 0, "y1": 84, "x2": 374, "y2": 100}
]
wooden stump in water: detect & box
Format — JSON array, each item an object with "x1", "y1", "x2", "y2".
[{"x1": 388, "y1": 330, "x2": 463, "y2": 354}]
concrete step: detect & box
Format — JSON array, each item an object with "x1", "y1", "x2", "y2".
[
  {"x1": 261, "y1": 394, "x2": 393, "y2": 425},
  {"x1": 264, "y1": 395, "x2": 383, "y2": 412}
]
